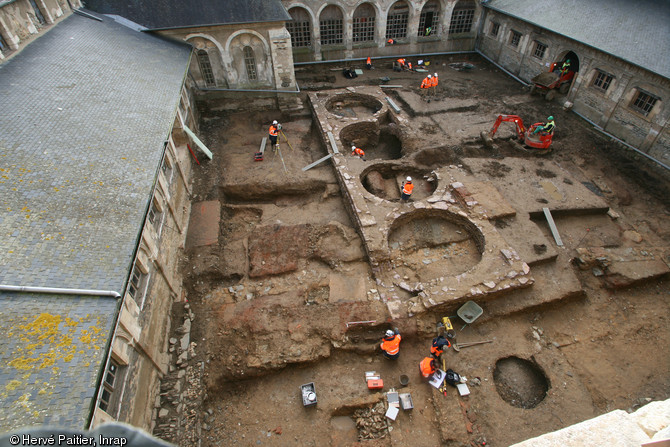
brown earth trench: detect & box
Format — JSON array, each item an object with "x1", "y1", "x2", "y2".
[{"x1": 155, "y1": 54, "x2": 670, "y2": 447}]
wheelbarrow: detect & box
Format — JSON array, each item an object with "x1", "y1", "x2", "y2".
[{"x1": 457, "y1": 300, "x2": 483, "y2": 331}]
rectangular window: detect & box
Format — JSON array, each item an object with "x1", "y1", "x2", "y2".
[
  {"x1": 128, "y1": 265, "x2": 146, "y2": 300},
  {"x1": 0, "y1": 33, "x2": 8, "y2": 51},
  {"x1": 353, "y1": 16, "x2": 375, "y2": 42},
  {"x1": 320, "y1": 19, "x2": 343, "y2": 45},
  {"x1": 418, "y1": 11, "x2": 439, "y2": 37},
  {"x1": 99, "y1": 360, "x2": 120, "y2": 413},
  {"x1": 490, "y1": 22, "x2": 500, "y2": 37},
  {"x1": 510, "y1": 30, "x2": 522, "y2": 47},
  {"x1": 386, "y1": 12, "x2": 408, "y2": 39},
  {"x1": 243, "y1": 46, "x2": 257, "y2": 81},
  {"x1": 592, "y1": 70, "x2": 613, "y2": 92},
  {"x1": 449, "y1": 8, "x2": 475, "y2": 34},
  {"x1": 147, "y1": 200, "x2": 162, "y2": 232},
  {"x1": 533, "y1": 41, "x2": 547, "y2": 59},
  {"x1": 196, "y1": 50, "x2": 215, "y2": 87},
  {"x1": 286, "y1": 21, "x2": 311, "y2": 47},
  {"x1": 161, "y1": 156, "x2": 173, "y2": 181},
  {"x1": 631, "y1": 90, "x2": 658, "y2": 116}
]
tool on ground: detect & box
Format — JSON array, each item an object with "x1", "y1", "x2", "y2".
[
  {"x1": 366, "y1": 371, "x2": 383, "y2": 390},
  {"x1": 345, "y1": 320, "x2": 376, "y2": 328},
  {"x1": 300, "y1": 382, "x2": 317, "y2": 407},
  {"x1": 438, "y1": 316, "x2": 456, "y2": 339},
  {"x1": 481, "y1": 114, "x2": 553, "y2": 152},
  {"x1": 453, "y1": 340, "x2": 493, "y2": 352}
]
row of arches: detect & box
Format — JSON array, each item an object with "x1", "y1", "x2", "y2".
[
  {"x1": 286, "y1": 0, "x2": 476, "y2": 49},
  {"x1": 187, "y1": 31, "x2": 272, "y2": 89}
]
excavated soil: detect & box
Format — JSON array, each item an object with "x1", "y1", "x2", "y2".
[{"x1": 158, "y1": 54, "x2": 670, "y2": 447}]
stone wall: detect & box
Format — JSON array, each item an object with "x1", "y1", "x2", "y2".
[
  {"x1": 0, "y1": 0, "x2": 80, "y2": 58},
  {"x1": 478, "y1": 9, "x2": 670, "y2": 166}
]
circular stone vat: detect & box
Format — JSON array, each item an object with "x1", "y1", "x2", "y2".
[
  {"x1": 387, "y1": 209, "x2": 484, "y2": 279},
  {"x1": 341, "y1": 122, "x2": 402, "y2": 161},
  {"x1": 361, "y1": 164, "x2": 437, "y2": 201},
  {"x1": 326, "y1": 93, "x2": 383, "y2": 118},
  {"x1": 493, "y1": 356, "x2": 549, "y2": 408}
]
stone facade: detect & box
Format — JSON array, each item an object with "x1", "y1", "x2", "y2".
[
  {"x1": 158, "y1": 22, "x2": 297, "y2": 91},
  {"x1": 89, "y1": 87, "x2": 198, "y2": 430},
  {"x1": 0, "y1": 0, "x2": 81, "y2": 58},
  {"x1": 282, "y1": 0, "x2": 483, "y2": 62},
  {"x1": 478, "y1": 8, "x2": 670, "y2": 165}
]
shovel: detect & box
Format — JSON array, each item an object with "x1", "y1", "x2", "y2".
[{"x1": 453, "y1": 340, "x2": 492, "y2": 352}]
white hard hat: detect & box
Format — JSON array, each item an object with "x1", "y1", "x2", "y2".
[
  {"x1": 406, "y1": 176, "x2": 412, "y2": 182},
  {"x1": 434, "y1": 73, "x2": 438, "y2": 76},
  {"x1": 273, "y1": 120, "x2": 278, "y2": 125},
  {"x1": 385, "y1": 329, "x2": 394, "y2": 337},
  {"x1": 427, "y1": 74, "x2": 432, "y2": 78},
  {"x1": 352, "y1": 145, "x2": 356, "y2": 150}
]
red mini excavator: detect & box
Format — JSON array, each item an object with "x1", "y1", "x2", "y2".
[{"x1": 481, "y1": 114, "x2": 553, "y2": 152}]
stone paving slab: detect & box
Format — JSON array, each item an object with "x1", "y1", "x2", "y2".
[{"x1": 185, "y1": 201, "x2": 221, "y2": 249}]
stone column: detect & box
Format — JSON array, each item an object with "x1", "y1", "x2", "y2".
[{"x1": 268, "y1": 27, "x2": 297, "y2": 90}]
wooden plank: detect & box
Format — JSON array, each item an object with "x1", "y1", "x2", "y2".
[
  {"x1": 386, "y1": 97, "x2": 401, "y2": 113},
  {"x1": 259, "y1": 136, "x2": 267, "y2": 154},
  {"x1": 543, "y1": 207, "x2": 564, "y2": 247},
  {"x1": 327, "y1": 131, "x2": 340, "y2": 154},
  {"x1": 380, "y1": 85, "x2": 403, "y2": 88},
  {"x1": 302, "y1": 153, "x2": 333, "y2": 171}
]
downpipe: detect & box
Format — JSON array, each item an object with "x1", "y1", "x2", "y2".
[{"x1": 0, "y1": 284, "x2": 121, "y2": 298}]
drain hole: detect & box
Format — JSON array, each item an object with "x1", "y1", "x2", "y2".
[{"x1": 493, "y1": 356, "x2": 549, "y2": 408}]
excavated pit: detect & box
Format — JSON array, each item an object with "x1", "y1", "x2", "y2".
[
  {"x1": 326, "y1": 92, "x2": 383, "y2": 118},
  {"x1": 493, "y1": 356, "x2": 550, "y2": 409},
  {"x1": 340, "y1": 121, "x2": 403, "y2": 160},
  {"x1": 387, "y1": 209, "x2": 484, "y2": 279},
  {"x1": 361, "y1": 163, "x2": 437, "y2": 201}
]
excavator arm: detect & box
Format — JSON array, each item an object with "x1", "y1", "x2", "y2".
[{"x1": 487, "y1": 115, "x2": 526, "y2": 140}]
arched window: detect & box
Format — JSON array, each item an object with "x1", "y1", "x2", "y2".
[
  {"x1": 320, "y1": 5, "x2": 343, "y2": 45},
  {"x1": 353, "y1": 3, "x2": 376, "y2": 43},
  {"x1": 243, "y1": 46, "x2": 257, "y2": 81},
  {"x1": 449, "y1": 0, "x2": 475, "y2": 34},
  {"x1": 418, "y1": 0, "x2": 440, "y2": 37},
  {"x1": 386, "y1": 1, "x2": 409, "y2": 40},
  {"x1": 286, "y1": 7, "x2": 312, "y2": 47},
  {"x1": 196, "y1": 49, "x2": 215, "y2": 87}
]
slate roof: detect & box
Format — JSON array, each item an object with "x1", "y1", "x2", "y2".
[
  {"x1": 83, "y1": 0, "x2": 291, "y2": 30},
  {"x1": 0, "y1": 12, "x2": 190, "y2": 430},
  {"x1": 483, "y1": 0, "x2": 670, "y2": 80},
  {"x1": 0, "y1": 293, "x2": 118, "y2": 429}
]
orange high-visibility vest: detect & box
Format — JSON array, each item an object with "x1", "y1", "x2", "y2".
[
  {"x1": 380, "y1": 334, "x2": 401, "y2": 355},
  {"x1": 352, "y1": 147, "x2": 365, "y2": 157},
  {"x1": 408, "y1": 62, "x2": 412, "y2": 70},
  {"x1": 366, "y1": 57, "x2": 371, "y2": 65},
  {"x1": 421, "y1": 77, "x2": 431, "y2": 89},
  {"x1": 431, "y1": 75, "x2": 438, "y2": 87},
  {"x1": 397, "y1": 58, "x2": 405, "y2": 66},
  {"x1": 420, "y1": 357, "x2": 435, "y2": 378},
  {"x1": 269, "y1": 125, "x2": 278, "y2": 136},
  {"x1": 402, "y1": 181, "x2": 414, "y2": 195}
]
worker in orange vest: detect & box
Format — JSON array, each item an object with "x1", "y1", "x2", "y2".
[
  {"x1": 366, "y1": 56, "x2": 372, "y2": 70},
  {"x1": 420, "y1": 357, "x2": 437, "y2": 379},
  {"x1": 431, "y1": 335, "x2": 451, "y2": 360},
  {"x1": 351, "y1": 145, "x2": 366, "y2": 161},
  {"x1": 407, "y1": 61, "x2": 413, "y2": 71},
  {"x1": 269, "y1": 120, "x2": 280, "y2": 148},
  {"x1": 397, "y1": 58, "x2": 407, "y2": 70},
  {"x1": 431, "y1": 72, "x2": 439, "y2": 96},
  {"x1": 401, "y1": 176, "x2": 414, "y2": 201},
  {"x1": 420, "y1": 74, "x2": 432, "y2": 99},
  {"x1": 380, "y1": 329, "x2": 402, "y2": 360}
]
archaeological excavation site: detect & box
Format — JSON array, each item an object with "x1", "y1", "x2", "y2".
[{"x1": 154, "y1": 56, "x2": 670, "y2": 447}]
